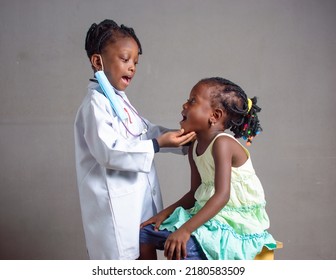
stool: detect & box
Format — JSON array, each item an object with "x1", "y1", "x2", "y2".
[{"x1": 254, "y1": 241, "x2": 283, "y2": 260}]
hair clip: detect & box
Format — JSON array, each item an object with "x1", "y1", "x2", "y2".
[{"x1": 247, "y1": 98, "x2": 253, "y2": 113}]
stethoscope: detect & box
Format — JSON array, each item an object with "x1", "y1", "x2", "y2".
[
  {"x1": 114, "y1": 90, "x2": 149, "y2": 138},
  {"x1": 89, "y1": 78, "x2": 148, "y2": 138}
]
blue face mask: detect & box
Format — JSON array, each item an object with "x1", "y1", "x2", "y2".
[{"x1": 94, "y1": 56, "x2": 127, "y2": 121}]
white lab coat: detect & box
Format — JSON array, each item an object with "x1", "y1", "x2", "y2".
[{"x1": 74, "y1": 82, "x2": 185, "y2": 259}]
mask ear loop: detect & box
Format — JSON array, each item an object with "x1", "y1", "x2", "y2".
[{"x1": 98, "y1": 54, "x2": 104, "y2": 72}]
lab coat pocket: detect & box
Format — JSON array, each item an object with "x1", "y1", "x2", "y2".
[{"x1": 106, "y1": 169, "x2": 139, "y2": 197}]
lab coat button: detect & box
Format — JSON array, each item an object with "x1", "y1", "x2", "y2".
[{"x1": 152, "y1": 189, "x2": 156, "y2": 196}]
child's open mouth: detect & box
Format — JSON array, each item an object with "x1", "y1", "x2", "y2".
[
  {"x1": 180, "y1": 113, "x2": 187, "y2": 124},
  {"x1": 122, "y1": 76, "x2": 132, "y2": 85}
]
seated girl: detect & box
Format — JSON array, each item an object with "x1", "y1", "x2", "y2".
[{"x1": 138, "y1": 77, "x2": 276, "y2": 260}]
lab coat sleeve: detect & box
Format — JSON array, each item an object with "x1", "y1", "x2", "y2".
[{"x1": 83, "y1": 94, "x2": 155, "y2": 173}]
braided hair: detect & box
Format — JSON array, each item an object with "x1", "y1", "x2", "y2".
[
  {"x1": 199, "y1": 77, "x2": 262, "y2": 145},
  {"x1": 85, "y1": 19, "x2": 142, "y2": 59}
]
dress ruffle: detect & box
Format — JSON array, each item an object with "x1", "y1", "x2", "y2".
[
  {"x1": 160, "y1": 207, "x2": 276, "y2": 260},
  {"x1": 159, "y1": 133, "x2": 277, "y2": 260}
]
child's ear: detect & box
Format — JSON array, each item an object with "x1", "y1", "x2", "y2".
[
  {"x1": 90, "y1": 54, "x2": 103, "y2": 72},
  {"x1": 209, "y1": 109, "x2": 224, "y2": 126},
  {"x1": 212, "y1": 108, "x2": 225, "y2": 121}
]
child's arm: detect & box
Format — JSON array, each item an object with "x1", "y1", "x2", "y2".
[
  {"x1": 140, "y1": 142, "x2": 201, "y2": 230},
  {"x1": 82, "y1": 94, "x2": 195, "y2": 173},
  {"x1": 164, "y1": 136, "x2": 234, "y2": 260}
]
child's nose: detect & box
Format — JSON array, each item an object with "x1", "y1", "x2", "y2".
[{"x1": 129, "y1": 62, "x2": 136, "y2": 72}]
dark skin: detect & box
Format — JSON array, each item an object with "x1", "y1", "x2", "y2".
[{"x1": 139, "y1": 82, "x2": 248, "y2": 260}]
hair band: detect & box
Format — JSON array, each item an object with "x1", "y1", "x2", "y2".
[{"x1": 247, "y1": 98, "x2": 253, "y2": 113}]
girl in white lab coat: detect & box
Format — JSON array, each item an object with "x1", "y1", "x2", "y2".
[{"x1": 74, "y1": 19, "x2": 195, "y2": 260}]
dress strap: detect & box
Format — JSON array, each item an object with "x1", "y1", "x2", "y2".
[
  {"x1": 213, "y1": 133, "x2": 250, "y2": 158},
  {"x1": 193, "y1": 132, "x2": 250, "y2": 158}
]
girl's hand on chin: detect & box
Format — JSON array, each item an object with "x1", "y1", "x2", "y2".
[{"x1": 157, "y1": 129, "x2": 196, "y2": 147}]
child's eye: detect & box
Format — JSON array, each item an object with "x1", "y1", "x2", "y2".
[{"x1": 187, "y1": 98, "x2": 195, "y2": 104}]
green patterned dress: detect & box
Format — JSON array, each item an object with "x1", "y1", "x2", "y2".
[{"x1": 160, "y1": 133, "x2": 276, "y2": 260}]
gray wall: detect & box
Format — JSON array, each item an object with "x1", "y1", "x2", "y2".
[{"x1": 1, "y1": 0, "x2": 335, "y2": 260}]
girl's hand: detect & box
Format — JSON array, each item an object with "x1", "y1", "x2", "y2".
[
  {"x1": 157, "y1": 129, "x2": 196, "y2": 148},
  {"x1": 164, "y1": 228, "x2": 191, "y2": 260},
  {"x1": 140, "y1": 210, "x2": 170, "y2": 231}
]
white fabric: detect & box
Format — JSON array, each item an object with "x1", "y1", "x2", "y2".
[{"x1": 74, "y1": 82, "x2": 181, "y2": 259}]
